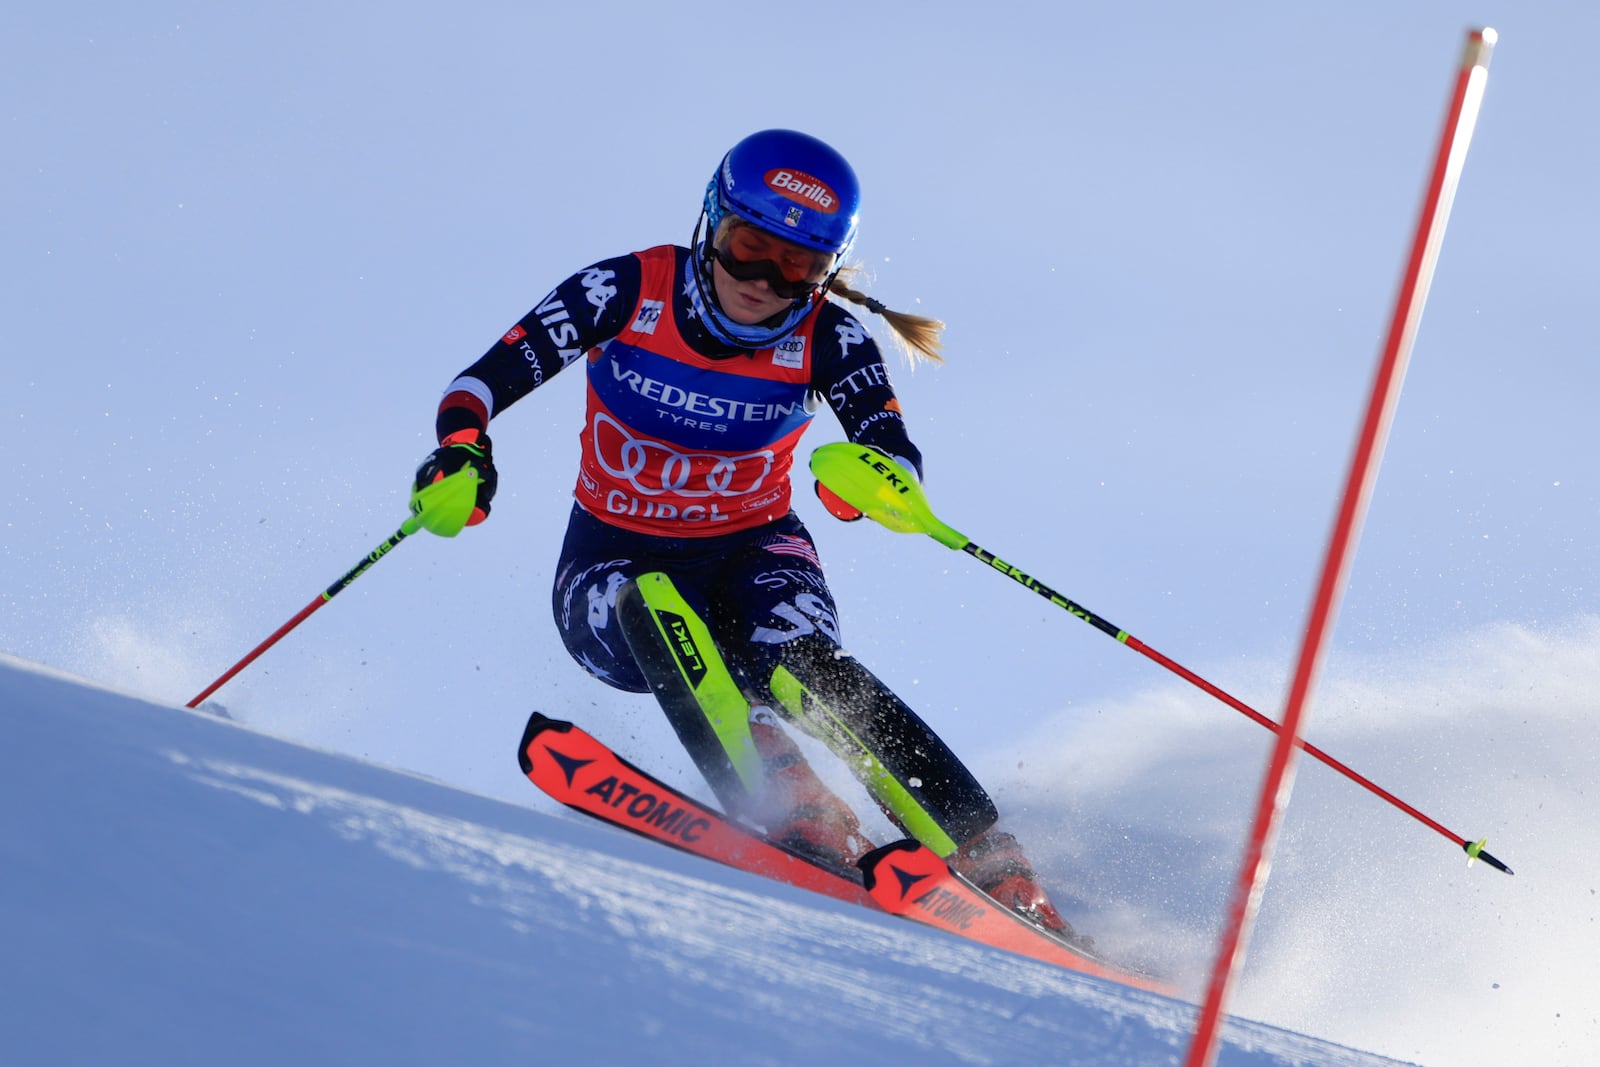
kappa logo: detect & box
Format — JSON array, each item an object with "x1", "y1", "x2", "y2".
[
  {"x1": 834, "y1": 317, "x2": 867, "y2": 358},
  {"x1": 581, "y1": 267, "x2": 618, "y2": 324},
  {"x1": 632, "y1": 299, "x2": 665, "y2": 335}
]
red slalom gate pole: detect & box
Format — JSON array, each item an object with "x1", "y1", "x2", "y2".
[{"x1": 1186, "y1": 27, "x2": 1497, "y2": 1067}]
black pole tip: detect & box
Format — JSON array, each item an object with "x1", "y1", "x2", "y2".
[
  {"x1": 1481, "y1": 851, "x2": 1514, "y2": 876},
  {"x1": 1465, "y1": 839, "x2": 1514, "y2": 875}
]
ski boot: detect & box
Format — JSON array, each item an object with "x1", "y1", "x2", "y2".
[
  {"x1": 751, "y1": 715, "x2": 873, "y2": 872},
  {"x1": 952, "y1": 827, "x2": 1074, "y2": 937}
]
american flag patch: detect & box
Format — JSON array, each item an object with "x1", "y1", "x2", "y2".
[{"x1": 761, "y1": 534, "x2": 821, "y2": 567}]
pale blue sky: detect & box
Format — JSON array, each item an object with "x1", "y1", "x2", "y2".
[
  {"x1": 5, "y1": 7, "x2": 1598, "y2": 1060},
  {"x1": 3, "y1": 2, "x2": 1594, "y2": 783}
]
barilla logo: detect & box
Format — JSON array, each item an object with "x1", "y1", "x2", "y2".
[{"x1": 765, "y1": 168, "x2": 839, "y2": 213}]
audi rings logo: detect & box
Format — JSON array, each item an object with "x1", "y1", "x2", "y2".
[{"x1": 592, "y1": 413, "x2": 774, "y2": 498}]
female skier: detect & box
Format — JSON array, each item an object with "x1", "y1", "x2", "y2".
[{"x1": 413, "y1": 129, "x2": 1069, "y2": 934}]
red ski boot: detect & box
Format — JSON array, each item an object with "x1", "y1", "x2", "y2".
[
  {"x1": 952, "y1": 827, "x2": 1074, "y2": 937},
  {"x1": 751, "y1": 719, "x2": 872, "y2": 871}
]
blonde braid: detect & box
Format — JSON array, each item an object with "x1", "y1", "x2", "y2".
[{"x1": 825, "y1": 268, "x2": 945, "y2": 365}]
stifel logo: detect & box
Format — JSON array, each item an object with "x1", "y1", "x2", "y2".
[{"x1": 765, "y1": 168, "x2": 839, "y2": 213}]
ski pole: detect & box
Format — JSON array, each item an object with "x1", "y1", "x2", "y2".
[
  {"x1": 185, "y1": 467, "x2": 481, "y2": 709},
  {"x1": 810, "y1": 442, "x2": 1513, "y2": 875}
]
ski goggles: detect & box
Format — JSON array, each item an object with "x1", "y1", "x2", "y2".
[{"x1": 710, "y1": 218, "x2": 838, "y2": 300}]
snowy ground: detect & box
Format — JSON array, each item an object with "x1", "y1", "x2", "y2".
[{"x1": 4, "y1": 653, "x2": 1417, "y2": 1067}]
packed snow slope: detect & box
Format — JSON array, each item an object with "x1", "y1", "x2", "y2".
[{"x1": 3, "y1": 654, "x2": 1412, "y2": 1067}]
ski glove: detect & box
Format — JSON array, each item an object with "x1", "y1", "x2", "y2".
[
  {"x1": 814, "y1": 446, "x2": 919, "y2": 523},
  {"x1": 414, "y1": 428, "x2": 498, "y2": 526}
]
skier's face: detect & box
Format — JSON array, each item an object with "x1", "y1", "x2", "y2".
[
  {"x1": 708, "y1": 218, "x2": 834, "y2": 324},
  {"x1": 712, "y1": 220, "x2": 835, "y2": 297},
  {"x1": 710, "y1": 256, "x2": 797, "y2": 325}
]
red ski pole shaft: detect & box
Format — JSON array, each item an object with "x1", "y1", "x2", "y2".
[
  {"x1": 1126, "y1": 638, "x2": 1476, "y2": 854},
  {"x1": 185, "y1": 516, "x2": 421, "y2": 708},
  {"x1": 811, "y1": 443, "x2": 1513, "y2": 872},
  {"x1": 958, "y1": 539, "x2": 1510, "y2": 873}
]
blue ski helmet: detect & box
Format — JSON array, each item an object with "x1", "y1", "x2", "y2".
[
  {"x1": 704, "y1": 129, "x2": 862, "y2": 258},
  {"x1": 689, "y1": 130, "x2": 861, "y2": 348}
]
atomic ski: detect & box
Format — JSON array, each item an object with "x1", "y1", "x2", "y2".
[
  {"x1": 518, "y1": 713, "x2": 875, "y2": 908},
  {"x1": 859, "y1": 840, "x2": 1171, "y2": 993},
  {"x1": 517, "y1": 713, "x2": 1171, "y2": 992}
]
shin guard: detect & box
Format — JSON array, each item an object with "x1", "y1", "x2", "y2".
[
  {"x1": 616, "y1": 572, "x2": 762, "y2": 815},
  {"x1": 768, "y1": 635, "x2": 997, "y2": 857}
]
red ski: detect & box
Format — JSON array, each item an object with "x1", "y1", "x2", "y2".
[
  {"x1": 519, "y1": 713, "x2": 876, "y2": 909},
  {"x1": 859, "y1": 840, "x2": 1173, "y2": 994},
  {"x1": 518, "y1": 713, "x2": 1172, "y2": 994}
]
